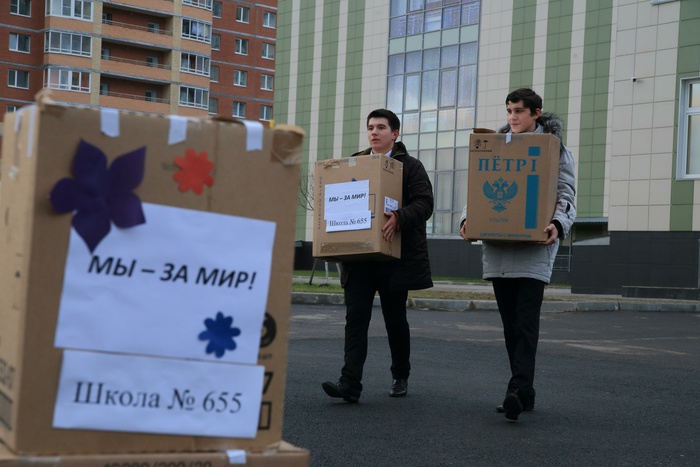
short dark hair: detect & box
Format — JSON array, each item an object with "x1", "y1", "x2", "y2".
[
  {"x1": 367, "y1": 109, "x2": 400, "y2": 132},
  {"x1": 506, "y1": 88, "x2": 543, "y2": 116}
]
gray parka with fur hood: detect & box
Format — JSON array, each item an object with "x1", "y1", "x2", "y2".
[{"x1": 459, "y1": 112, "x2": 577, "y2": 283}]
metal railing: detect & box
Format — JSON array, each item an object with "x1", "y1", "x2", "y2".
[
  {"x1": 100, "y1": 90, "x2": 170, "y2": 104},
  {"x1": 102, "y1": 55, "x2": 171, "y2": 70},
  {"x1": 102, "y1": 19, "x2": 173, "y2": 36}
]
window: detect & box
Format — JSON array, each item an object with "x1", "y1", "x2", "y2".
[
  {"x1": 259, "y1": 105, "x2": 272, "y2": 121},
  {"x1": 183, "y1": 0, "x2": 212, "y2": 9},
  {"x1": 678, "y1": 77, "x2": 700, "y2": 178},
  {"x1": 208, "y1": 97, "x2": 218, "y2": 114},
  {"x1": 45, "y1": 31, "x2": 91, "y2": 57},
  {"x1": 211, "y1": 34, "x2": 220, "y2": 50},
  {"x1": 179, "y1": 86, "x2": 209, "y2": 109},
  {"x1": 9, "y1": 33, "x2": 30, "y2": 53},
  {"x1": 145, "y1": 90, "x2": 157, "y2": 102},
  {"x1": 101, "y1": 48, "x2": 110, "y2": 59},
  {"x1": 8, "y1": 69, "x2": 29, "y2": 89},
  {"x1": 44, "y1": 68, "x2": 90, "y2": 92},
  {"x1": 182, "y1": 19, "x2": 212, "y2": 43},
  {"x1": 236, "y1": 6, "x2": 250, "y2": 23},
  {"x1": 99, "y1": 82, "x2": 109, "y2": 95},
  {"x1": 261, "y1": 43, "x2": 275, "y2": 60},
  {"x1": 7, "y1": 105, "x2": 20, "y2": 112},
  {"x1": 263, "y1": 11, "x2": 276, "y2": 28},
  {"x1": 210, "y1": 65, "x2": 219, "y2": 83},
  {"x1": 233, "y1": 70, "x2": 247, "y2": 87},
  {"x1": 147, "y1": 22, "x2": 161, "y2": 33},
  {"x1": 10, "y1": 0, "x2": 31, "y2": 16},
  {"x1": 102, "y1": 12, "x2": 112, "y2": 24},
  {"x1": 181, "y1": 52, "x2": 210, "y2": 76},
  {"x1": 233, "y1": 101, "x2": 246, "y2": 118},
  {"x1": 261, "y1": 74, "x2": 273, "y2": 91},
  {"x1": 235, "y1": 38, "x2": 248, "y2": 55},
  {"x1": 46, "y1": 0, "x2": 92, "y2": 20},
  {"x1": 213, "y1": 1, "x2": 222, "y2": 18},
  {"x1": 146, "y1": 56, "x2": 158, "y2": 67}
]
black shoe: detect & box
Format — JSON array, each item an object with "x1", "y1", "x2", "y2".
[
  {"x1": 497, "y1": 399, "x2": 534, "y2": 413},
  {"x1": 322, "y1": 380, "x2": 360, "y2": 403},
  {"x1": 502, "y1": 387, "x2": 523, "y2": 421},
  {"x1": 389, "y1": 378, "x2": 408, "y2": 397}
]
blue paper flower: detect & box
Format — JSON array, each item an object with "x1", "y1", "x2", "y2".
[
  {"x1": 199, "y1": 311, "x2": 242, "y2": 358},
  {"x1": 50, "y1": 139, "x2": 146, "y2": 252}
]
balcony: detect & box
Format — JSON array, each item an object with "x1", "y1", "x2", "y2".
[
  {"x1": 101, "y1": 19, "x2": 174, "y2": 49},
  {"x1": 99, "y1": 90, "x2": 171, "y2": 114},
  {"x1": 101, "y1": 55, "x2": 172, "y2": 82}
]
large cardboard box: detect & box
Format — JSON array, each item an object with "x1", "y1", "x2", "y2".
[
  {"x1": 312, "y1": 155, "x2": 402, "y2": 262},
  {"x1": 0, "y1": 441, "x2": 310, "y2": 467},
  {"x1": 465, "y1": 129, "x2": 560, "y2": 242},
  {"x1": 0, "y1": 97, "x2": 303, "y2": 455}
]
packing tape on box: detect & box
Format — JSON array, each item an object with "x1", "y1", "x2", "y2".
[
  {"x1": 226, "y1": 450, "x2": 247, "y2": 464},
  {"x1": 100, "y1": 108, "x2": 120, "y2": 137},
  {"x1": 168, "y1": 115, "x2": 189, "y2": 145},
  {"x1": 242, "y1": 120, "x2": 263, "y2": 151}
]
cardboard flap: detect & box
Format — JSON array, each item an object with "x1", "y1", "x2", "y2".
[{"x1": 271, "y1": 125, "x2": 304, "y2": 166}]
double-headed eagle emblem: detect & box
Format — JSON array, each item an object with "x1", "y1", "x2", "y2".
[{"x1": 483, "y1": 177, "x2": 518, "y2": 212}]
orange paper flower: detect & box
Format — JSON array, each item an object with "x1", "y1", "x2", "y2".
[{"x1": 173, "y1": 149, "x2": 214, "y2": 194}]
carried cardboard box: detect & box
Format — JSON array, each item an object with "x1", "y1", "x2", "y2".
[
  {"x1": 0, "y1": 441, "x2": 310, "y2": 467},
  {"x1": 0, "y1": 95, "x2": 304, "y2": 455},
  {"x1": 465, "y1": 129, "x2": 560, "y2": 242},
  {"x1": 312, "y1": 154, "x2": 402, "y2": 262}
]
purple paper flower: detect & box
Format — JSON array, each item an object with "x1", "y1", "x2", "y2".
[
  {"x1": 199, "y1": 312, "x2": 242, "y2": 358},
  {"x1": 50, "y1": 139, "x2": 146, "y2": 252}
]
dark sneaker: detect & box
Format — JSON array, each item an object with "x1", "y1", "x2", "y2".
[
  {"x1": 497, "y1": 398, "x2": 534, "y2": 413},
  {"x1": 503, "y1": 387, "x2": 523, "y2": 421},
  {"x1": 322, "y1": 380, "x2": 360, "y2": 403},
  {"x1": 389, "y1": 378, "x2": 408, "y2": 397}
]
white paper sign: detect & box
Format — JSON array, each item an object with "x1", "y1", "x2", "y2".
[
  {"x1": 385, "y1": 196, "x2": 398, "y2": 213},
  {"x1": 324, "y1": 180, "x2": 371, "y2": 232},
  {"x1": 54, "y1": 203, "x2": 275, "y2": 365},
  {"x1": 54, "y1": 350, "x2": 264, "y2": 438}
]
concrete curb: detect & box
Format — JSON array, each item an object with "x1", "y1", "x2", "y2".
[{"x1": 291, "y1": 292, "x2": 700, "y2": 313}]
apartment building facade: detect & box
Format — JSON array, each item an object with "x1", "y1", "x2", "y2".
[
  {"x1": 276, "y1": 0, "x2": 700, "y2": 296},
  {"x1": 0, "y1": 0, "x2": 277, "y2": 141}
]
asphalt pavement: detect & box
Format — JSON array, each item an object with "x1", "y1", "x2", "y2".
[{"x1": 281, "y1": 302, "x2": 700, "y2": 467}]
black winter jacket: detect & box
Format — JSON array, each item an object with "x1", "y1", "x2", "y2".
[{"x1": 341, "y1": 141, "x2": 434, "y2": 290}]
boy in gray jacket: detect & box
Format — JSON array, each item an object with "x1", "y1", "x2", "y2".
[{"x1": 459, "y1": 88, "x2": 576, "y2": 421}]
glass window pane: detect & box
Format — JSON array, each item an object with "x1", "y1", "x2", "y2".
[
  {"x1": 421, "y1": 70, "x2": 439, "y2": 111},
  {"x1": 426, "y1": 0, "x2": 441, "y2": 9},
  {"x1": 405, "y1": 74, "x2": 421, "y2": 111},
  {"x1": 405, "y1": 51, "x2": 422, "y2": 73},
  {"x1": 387, "y1": 75, "x2": 404, "y2": 111},
  {"x1": 459, "y1": 42, "x2": 478, "y2": 65},
  {"x1": 403, "y1": 113, "x2": 420, "y2": 133},
  {"x1": 443, "y1": 5, "x2": 461, "y2": 29},
  {"x1": 419, "y1": 149, "x2": 436, "y2": 171},
  {"x1": 408, "y1": 0, "x2": 424, "y2": 12},
  {"x1": 425, "y1": 9, "x2": 441, "y2": 32},
  {"x1": 407, "y1": 12, "x2": 424, "y2": 35},
  {"x1": 388, "y1": 54, "x2": 405, "y2": 75},
  {"x1": 688, "y1": 115, "x2": 700, "y2": 174},
  {"x1": 691, "y1": 82, "x2": 700, "y2": 108},
  {"x1": 440, "y1": 69, "x2": 457, "y2": 107},
  {"x1": 390, "y1": 16, "x2": 407, "y2": 38},
  {"x1": 453, "y1": 170, "x2": 468, "y2": 214},
  {"x1": 438, "y1": 108, "x2": 456, "y2": 131},
  {"x1": 462, "y1": 2, "x2": 479, "y2": 25},
  {"x1": 458, "y1": 65, "x2": 476, "y2": 107},
  {"x1": 435, "y1": 172, "x2": 453, "y2": 209},
  {"x1": 421, "y1": 110, "x2": 437, "y2": 132},
  {"x1": 391, "y1": 0, "x2": 407, "y2": 16},
  {"x1": 423, "y1": 48, "x2": 440, "y2": 70},
  {"x1": 457, "y1": 107, "x2": 475, "y2": 129},
  {"x1": 455, "y1": 147, "x2": 469, "y2": 169},
  {"x1": 441, "y1": 45, "x2": 459, "y2": 68},
  {"x1": 437, "y1": 148, "x2": 454, "y2": 170}
]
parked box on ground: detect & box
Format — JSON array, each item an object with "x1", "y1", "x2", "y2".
[
  {"x1": 0, "y1": 96, "x2": 304, "y2": 455},
  {"x1": 312, "y1": 155, "x2": 402, "y2": 261},
  {"x1": 0, "y1": 441, "x2": 310, "y2": 467},
  {"x1": 465, "y1": 129, "x2": 560, "y2": 242}
]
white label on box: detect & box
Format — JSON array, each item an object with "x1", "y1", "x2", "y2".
[
  {"x1": 325, "y1": 211, "x2": 372, "y2": 232},
  {"x1": 55, "y1": 203, "x2": 275, "y2": 365},
  {"x1": 54, "y1": 350, "x2": 264, "y2": 438},
  {"x1": 384, "y1": 196, "x2": 398, "y2": 213},
  {"x1": 324, "y1": 180, "x2": 370, "y2": 218}
]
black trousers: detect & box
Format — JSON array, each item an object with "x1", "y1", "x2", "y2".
[
  {"x1": 491, "y1": 277, "x2": 545, "y2": 402},
  {"x1": 340, "y1": 262, "x2": 410, "y2": 391}
]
